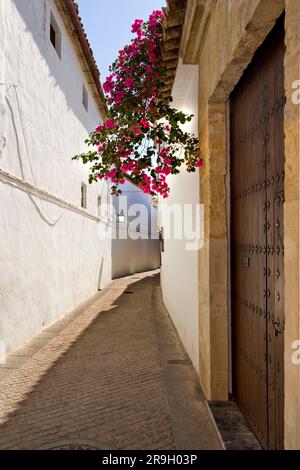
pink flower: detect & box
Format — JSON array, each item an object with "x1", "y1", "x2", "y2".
[
  {"x1": 195, "y1": 160, "x2": 203, "y2": 168},
  {"x1": 124, "y1": 77, "x2": 134, "y2": 88},
  {"x1": 148, "y1": 40, "x2": 156, "y2": 52},
  {"x1": 97, "y1": 143, "x2": 103, "y2": 152},
  {"x1": 156, "y1": 166, "x2": 171, "y2": 176},
  {"x1": 133, "y1": 127, "x2": 142, "y2": 137},
  {"x1": 149, "y1": 10, "x2": 165, "y2": 30},
  {"x1": 159, "y1": 147, "x2": 169, "y2": 158},
  {"x1": 104, "y1": 118, "x2": 117, "y2": 129},
  {"x1": 140, "y1": 118, "x2": 150, "y2": 130},
  {"x1": 103, "y1": 82, "x2": 112, "y2": 94},
  {"x1": 164, "y1": 124, "x2": 171, "y2": 132},
  {"x1": 95, "y1": 124, "x2": 103, "y2": 132},
  {"x1": 131, "y1": 19, "x2": 143, "y2": 35},
  {"x1": 113, "y1": 90, "x2": 125, "y2": 106},
  {"x1": 103, "y1": 73, "x2": 115, "y2": 94}
]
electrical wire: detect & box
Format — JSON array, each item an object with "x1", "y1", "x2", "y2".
[
  {"x1": 1, "y1": 82, "x2": 158, "y2": 235},
  {"x1": 5, "y1": 83, "x2": 69, "y2": 224},
  {"x1": 2, "y1": 82, "x2": 109, "y2": 224}
]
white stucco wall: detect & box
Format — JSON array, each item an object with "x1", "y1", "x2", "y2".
[
  {"x1": 159, "y1": 59, "x2": 200, "y2": 373},
  {"x1": 0, "y1": 0, "x2": 5, "y2": 161},
  {"x1": 112, "y1": 180, "x2": 160, "y2": 279},
  {"x1": 0, "y1": 0, "x2": 112, "y2": 355}
]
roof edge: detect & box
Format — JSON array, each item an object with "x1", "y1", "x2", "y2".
[
  {"x1": 55, "y1": 0, "x2": 108, "y2": 118},
  {"x1": 162, "y1": 0, "x2": 187, "y2": 98}
]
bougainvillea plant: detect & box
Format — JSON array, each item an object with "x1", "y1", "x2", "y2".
[{"x1": 74, "y1": 9, "x2": 202, "y2": 198}]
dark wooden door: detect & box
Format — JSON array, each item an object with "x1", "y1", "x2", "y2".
[{"x1": 230, "y1": 17, "x2": 285, "y2": 450}]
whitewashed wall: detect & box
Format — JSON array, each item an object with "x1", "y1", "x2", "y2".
[
  {"x1": 159, "y1": 59, "x2": 200, "y2": 373},
  {"x1": 112, "y1": 180, "x2": 160, "y2": 279},
  {"x1": 0, "y1": 0, "x2": 112, "y2": 355}
]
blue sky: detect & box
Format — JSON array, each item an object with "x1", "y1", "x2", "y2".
[{"x1": 76, "y1": 0, "x2": 165, "y2": 83}]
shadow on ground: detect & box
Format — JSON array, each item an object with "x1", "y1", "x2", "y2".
[{"x1": 0, "y1": 272, "x2": 221, "y2": 450}]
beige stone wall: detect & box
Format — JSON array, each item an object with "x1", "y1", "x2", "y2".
[
  {"x1": 183, "y1": 0, "x2": 300, "y2": 449},
  {"x1": 283, "y1": 0, "x2": 300, "y2": 450}
]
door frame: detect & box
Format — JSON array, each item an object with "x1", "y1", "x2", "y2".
[
  {"x1": 197, "y1": 1, "x2": 300, "y2": 449},
  {"x1": 228, "y1": 20, "x2": 286, "y2": 447}
]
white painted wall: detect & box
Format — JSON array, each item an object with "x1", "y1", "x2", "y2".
[
  {"x1": 0, "y1": 0, "x2": 112, "y2": 355},
  {"x1": 112, "y1": 180, "x2": 160, "y2": 279},
  {"x1": 159, "y1": 59, "x2": 200, "y2": 373},
  {"x1": 0, "y1": 0, "x2": 6, "y2": 161}
]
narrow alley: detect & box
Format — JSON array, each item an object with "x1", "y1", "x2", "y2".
[{"x1": 0, "y1": 271, "x2": 221, "y2": 450}]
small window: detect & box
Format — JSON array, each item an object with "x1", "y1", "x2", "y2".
[
  {"x1": 81, "y1": 183, "x2": 87, "y2": 209},
  {"x1": 50, "y1": 12, "x2": 61, "y2": 58},
  {"x1": 97, "y1": 196, "x2": 102, "y2": 218},
  {"x1": 50, "y1": 24, "x2": 56, "y2": 47},
  {"x1": 82, "y1": 85, "x2": 89, "y2": 111}
]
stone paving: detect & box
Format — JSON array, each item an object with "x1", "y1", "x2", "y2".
[{"x1": 0, "y1": 271, "x2": 221, "y2": 450}]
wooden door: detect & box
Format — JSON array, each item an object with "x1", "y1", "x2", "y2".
[{"x1": 230, "y1": 17, "x2": 285, "y2": 449}]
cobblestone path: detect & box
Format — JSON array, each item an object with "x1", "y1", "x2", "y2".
[{"x1": 0, "y1": 272, "x2": 221, "y2": 450}]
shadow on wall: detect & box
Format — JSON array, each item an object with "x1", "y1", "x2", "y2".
[
  {"x1": 4, "y1": 94, "x2": 61, "y2": 227},
  {"x1": 11, "y1": 0, "x2": 94, "y2": 131},
  {"x1": 111, "y1": 238, "x2": 161, "y2": 279}
]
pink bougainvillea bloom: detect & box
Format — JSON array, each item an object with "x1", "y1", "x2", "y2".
[
  {"x1": 140, "y1": 118, "x2": 150, "y2": 130},
  {"x1": 124, "y1": 77, "x2": 134, "y2": 88},
  {"x1": 162, "y1": 167, "x2": 171, "y2": 176},
  {"x1": 149, "y1": 10, "x2": 165, "y2": 30},
  {"x1": 103, "y1": 73, "x2": 115, "y2": 94},
  {"x1": 114, "y1": 89, "x2": 125, "y2": 105},
  {"x1": 133, "y1": 127, "x2": 142, "y2": 137},
  {"x1": 148, "y1": 40, "x2": 156, "y2": 52},
  {"x1": 76, "y1": 9, "x2": 199, "y2": 199},
  {"x1": 159, "y1": 147, "x2": 169, "y2": 158},
  {"x1": 131, "y1": 19, "x2": 143, "y2": 34},
  {"x1": 103, "y1": 81, "x2": 112, "y2": 94},
  {"x1": 115, "y1": 90, "x2": 125, "y2": 101},
  {"x1": 104, "y1": 118, "x2": 117, "y2": 129}
]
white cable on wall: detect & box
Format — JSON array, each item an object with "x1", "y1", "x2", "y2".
[
  {"x1": 0, "y1": 82, "x2": 109, "y2": 225},
  {"x1": 10, "y1": 83, "x2": 70, "y2": 224}
]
